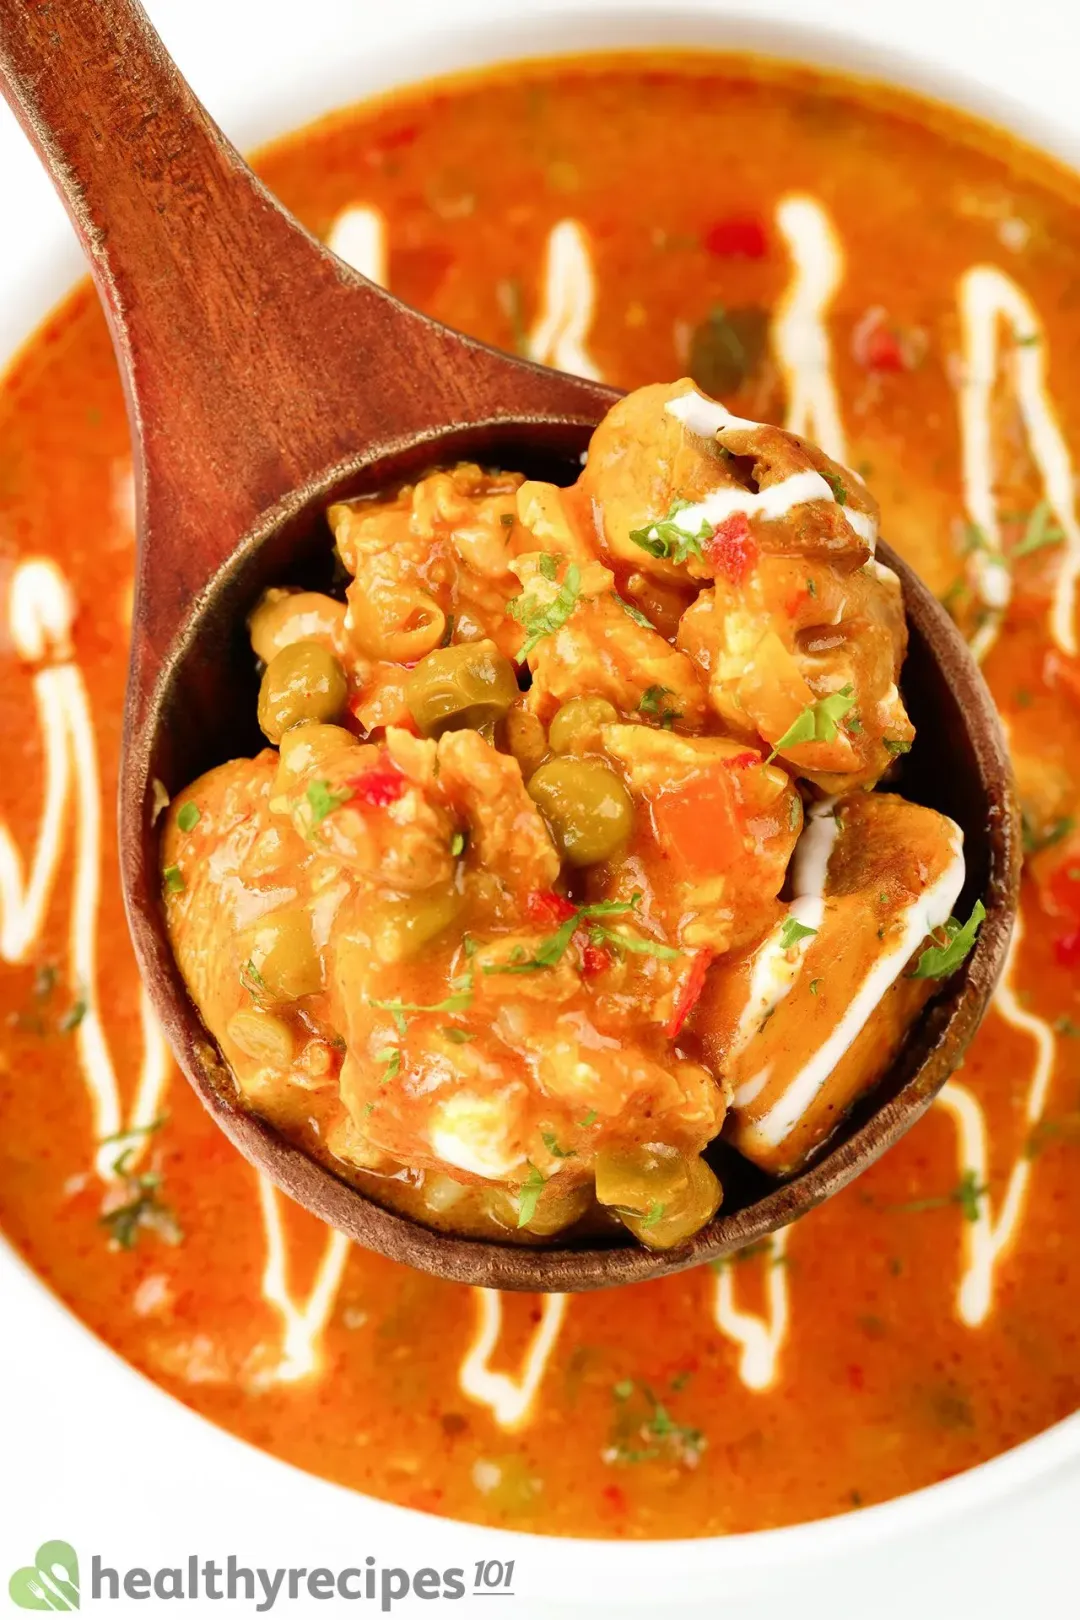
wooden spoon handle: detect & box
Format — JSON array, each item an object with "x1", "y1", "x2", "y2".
[{"x1": 0, "y1": 0, "x2": 615, "y2": 595}]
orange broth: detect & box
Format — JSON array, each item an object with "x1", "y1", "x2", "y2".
[{"x1": 0, "y1": 52, "x2": 1078, "y2": 1538}]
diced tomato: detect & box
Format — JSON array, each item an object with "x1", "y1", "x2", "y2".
[
  {"x1": 346, "y1": 756, "x2": 406, "y2": 807},
  {"x1": 703, "y1": 214, "x2": 768, "y2": 259},
  {"x1": 526, "y1": 890, "x2": 577, "y2": 926},
  {"x1": 666, "y1": 949, "x2": 715, "y2": 1041},
  {"x1": 1046, "y1": 854, "x2": 1080, "y2": 922},
  {"x1": 852, "y1": 307, "x2": 919, "y2": 373},
  {"x1": 581, "y1": 942, "x2": 613, "y2": 979},
  {"x1": 722, "y1": 750, "x2": 760, "y2": 770},
  {"x1": 705, "y1": 512, "x2": 759, "y2": 584},
  {"x1": 653, "y1": 775, "x2": 741, "y2": 875},
  {"x1": 1055, "y1": 929, "x2": 1080, "y2": 968}
]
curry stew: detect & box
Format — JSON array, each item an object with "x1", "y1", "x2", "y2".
[
  {"x1": 1, "y1": 53, "x2": 1078, "y2": 1538},
  {"x1": 161, "y1": 381, "x2": 969, "y2": 1248}
]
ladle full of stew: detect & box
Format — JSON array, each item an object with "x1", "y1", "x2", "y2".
[{"x1": 0, "y1": 0, "x2": 1019, "y2": 1291}]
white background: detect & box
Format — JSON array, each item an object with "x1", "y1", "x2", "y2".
[{"x1": 2, "y1": 1, "x2": 1080, "y2": 1615}]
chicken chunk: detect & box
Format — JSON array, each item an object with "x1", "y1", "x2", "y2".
[{"x1": 697, "y1": 792, "x2": 965, "y2": 1173}]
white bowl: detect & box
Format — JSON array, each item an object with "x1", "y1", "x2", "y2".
[{"x1": 1, "y1": 2, "x2": 1078, "y2": 1612}]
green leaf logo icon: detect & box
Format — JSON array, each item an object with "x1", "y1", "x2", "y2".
[{"x1": 9, "y1": 1542, "x2": 80, "y2": 1611}]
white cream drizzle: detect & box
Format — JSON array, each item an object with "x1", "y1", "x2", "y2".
[
  {"x1": 729, "y1": 801, "x2": 840, "y2": 1075},
  {"x1": 248, "y1": 1176, "x2": 353, "y2": 1388},
  {"x1": 0, "y1": 559, "x2": 171, "y2": 1175},
  {"x1": 711, "y1": 1227, "x2": 792, "y2": 1390},
  {"x1": 772, "y1": 195, "x2": 848, "y2": 463},
  {"x1": 957, "y1": 264, "x2": 1080, "y2": 659},
  {"x1": 527, "y1": 220, "x2": 600, "y2": 379},
  {"x1": 458, "y1": 1289, "x2": 568, "y2": 1429},
  {"x1": 326, "y1": 205, "x2": 388, "y2": 285},
  {"x1": 747, "y1": 830, "x2": 966, "y2": 1148},
  {"x1": 934, "y1": 907, "x2": 1058, "y2": 1327},
  {"x1": 665, "y1": 388, "x2": 877, "y2": 549}
]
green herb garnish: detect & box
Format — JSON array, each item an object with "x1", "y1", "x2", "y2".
[
  {"x1": 177, "y1": 802, "x2": 200, "y2": 833},
  {"x1": 509, "y1": 559, "x2": 582, "y2": 657},
  {"x1": 613, "y1": 594, "x2": 655, "y2": 630},
  {"x1": 779, "y1": 918, "x2": 818, "y2": 949},
  {"x1": 376, "y1": 1046, "x2": 401, "y2": 1083},
  {"x1": 1012, "y1": 500, "x2": 1064, "y2": 559},
  {"x1": 163, "y1": 865, "x2": 185, "y2": 894},
  {"x1": 450, "y1": 830, "x2": 467, "y2": 857},
  {"x1": 371, "y1": 989, "x2": 474, "y2": 1035},
  {"x1": 442, "y1": 1026, "x2": 473, "y2": 1044},
  {"x1": 628, "y1": 498, "x2": 712, "y2": 565},
  {"x1": 639, "y1": 685, "x2": 681, "y2": 729},
  {"x1": 59, "y1": 997, "x2": 88, "y2": 1033},
  {"x1": 883, "y1": 737, "x2": 912, "y2": 756},
  {"x1": 822, "y1": 471, "x2": 847, "y2": 506},
  {"x1": 517, "y1": 1163, "x2": 545, "y2": 1227},
  {"x1": 767, "y1": 686, "x2": 855, "y2": 761},
  {"x1": 240, "y1": 959, "x2": 267, "y2": 998},
  {"x1": 306, "y1": 779, "x2": 352, "y2": 825},
  {"x1": 910, "y1": 900, "x2": 986, "y2": 979},
  {"x1": 541, "y1": 1131, "x2": 576, "y2": 1159}
]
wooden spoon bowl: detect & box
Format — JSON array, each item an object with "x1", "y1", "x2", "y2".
[{"x1": 0, "y1": 0, "x2": 1020, "y2": 1291}]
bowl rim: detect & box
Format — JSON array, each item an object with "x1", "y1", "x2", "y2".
[{"x1": 0, "y1": 0, "x2": 1077, "y2": 1575}]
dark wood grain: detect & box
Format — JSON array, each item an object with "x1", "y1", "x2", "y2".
[{"x1": 0, "y1": 0, "x2": 1021, "y2": 1291}]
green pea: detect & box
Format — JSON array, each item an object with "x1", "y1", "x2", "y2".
[
  {"x1": 527, "y1": 757, "x2": 633, "y2": 866},
  {"x1": 405, "y1": 640, "x2": 518, "y2": 738},
  {"x1": 547, "y1": 695, "x2": 619, "y2": 755},
  {"x1": 257, "y1": 641, "x2": 349, "y2": 743},
  {"x1": 246, "y1": 908, "x2": 323, "y2": 1001}
]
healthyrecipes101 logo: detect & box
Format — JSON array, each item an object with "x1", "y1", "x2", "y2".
[
  {"x1": 8, "y1": 1543, "x2": 516, "y2": 1610},
  {"x1": 9, "y1": 1542, "x2": 80, "y2": 1611}
]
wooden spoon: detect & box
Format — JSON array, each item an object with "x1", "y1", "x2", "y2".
[{"x1": 0, "y1": 0, "x2": 1019, "y2": 1291}]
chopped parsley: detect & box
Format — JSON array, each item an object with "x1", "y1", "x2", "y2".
[
  {"x1": 59, "y1": 997, "x2": 88, "y2": 1033},
  {"x1": 484, "y1": 894, "x2": 679, "y2": 976},
  {"x1": 450, "y1": 830, "x2": 467, "y2": 857},
  {"x1": 509, "y1": 558, "x2": 582, "y2": 657},
  {"x1": 822, "y1": 470, "x2": 848, "y2": 506},
  {"x1": 883, "y1": 737, "x2": 912, "y2": 756},
  {"x1": 101, "y1": 1167, "x2": 182, "y2": 1252},
  {"x1": 541, "y1": 1131, "x2": 576, "y2": 1159},
  {"x1": 809, "y1": 978, "x2": 822, "y2": 996},
  {"x1": 163, "y1": 865, "x2": 185, "y2": 894},
  {"x1": 376, "y1": 1046, "x2": 401, "y2": 1083},
  {"x1": 639, "y1": 685, "x2": 682, "y2": 729},
  {"x1": 628, "y1": 498, "x2": 712, "y2": 565},
  {"x1": 603, "y1": 1380, "x2": 706, "y2": 1467},
  {"x1": 306, "y1": 779, "x2": 352, "y2": 825},
  {"x1": 779, "y1": 918, "x2": 818, "y2": 949},
  {"x1": 767, "y1": 686, "x2": 855, "y2": 761},
  {"x1": 910, "y1": 899, "x2": 986, "y2": 979},
  {"x1": 239, "y1": 959, "x2": 267, "y2": 998},
  {"x1": 370, "y1": 989, "x2": 474, "y2": 1035},
  {"x1": 517, "y1": 1163, "x2": 545, "y2": 1227},
  {"x1": 613, "y1": 593, "x2": 655, "y2": 630},
  {"x1": 1012, "y1": 501, "x2": 1064, "y2": 559},
  {"x1": 638, "y1": 1201, "x2": 666, "y2": 1229},
  {"x1": 538, "y1": 552, "x2": 560, "y2": 581},
  {"x1": 176, "y1": 802, "x2": 200, "y2": 833},
  {"x1": 442, "y1": 1026, "x2": 473, "y2": 1044},
  {"x1": 578, "y1": 1109, "x2": 599, "y2": 1127}
]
